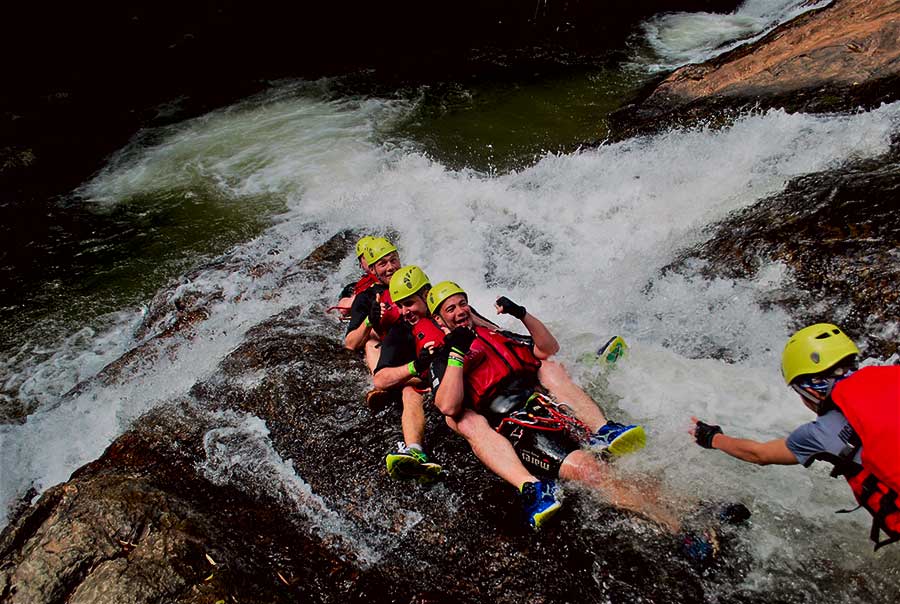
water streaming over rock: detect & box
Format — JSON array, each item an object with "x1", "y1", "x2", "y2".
[{"x1": 2, "y1": 4, "x2": 899, "y2": 601}]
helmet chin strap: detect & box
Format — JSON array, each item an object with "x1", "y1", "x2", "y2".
[
  {"x1": 792, "y1": 369, "x2": 855, "y2": 412},
  {"x1": 792, "y1": 382, "x2": 828, "y2": 408}
]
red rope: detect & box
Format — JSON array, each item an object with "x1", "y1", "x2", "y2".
[{"x1": 495, "y1": 393, "x2": 592, "y2": 441}]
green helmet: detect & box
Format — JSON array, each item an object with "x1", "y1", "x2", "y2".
[
  {"x1": 781, "y1": 323, "x2": 859, "y2": 384},
  {"x1": 355, "y1": 235, "x2": 376, "y2": 259},
  {"x1": 362, "y1": 237, "x2": 397, "y2": 265},
  {"x1": 389, "y1": 266, "x2": 430, "y2": 302},
  {"x1": 427, "y1": 281, "x2": 466, "y2": 314}
]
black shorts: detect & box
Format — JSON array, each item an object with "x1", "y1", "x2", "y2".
[
  {"x1": 512, "y1": 428, "x2": 580, "y2": 479},
  {"x1": 483, "y1": 385, "x2": 582, "y2": 479}
]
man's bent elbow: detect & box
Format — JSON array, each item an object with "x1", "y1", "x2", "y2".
[
  {"x1": 435, "y1": 398, "x2": 463, "y2": 418},
  {"x1": 372, "y1": 371, "x2": 389, "y2": 390}
]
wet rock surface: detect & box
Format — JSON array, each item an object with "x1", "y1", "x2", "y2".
[
  {"x1": 613, "y1": 0, "x2": 900, "y2": 138},
  {"x1": 4, "y1": 216, "x2": 898, "y2": 602},
  {"x1": 667, "y1": 142, "x2": 900, "y2": 360},
  {"x1": 0, "y1": 312, "x2": 718, "y2": 603}
]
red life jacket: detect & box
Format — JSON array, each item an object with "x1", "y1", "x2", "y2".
[
  {"x1": 463, "y1": 326, "x2": 542, "y2": 410},
  {"x1": 411, "y1": 317, "x2": 446, "y2": 356},
  {"x1": 353, "y1": 272, "x2": 379, "y2": 295},
  {"x1": 375, "y1": 289, "x2": 401, "y2": 335},
  {"x1": 830, "y1": 366, "x2": 900, "y2": 550}
]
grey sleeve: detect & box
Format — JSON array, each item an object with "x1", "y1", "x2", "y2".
[
  {"x1": 785, "y1": 421, "x2": 823, "y2": 466},
  {"x1": 785, "y1": 410, "x2": 861, "y2": 466}
]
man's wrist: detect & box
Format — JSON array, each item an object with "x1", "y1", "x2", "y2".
[{"x1": 407, "y1": 361, "x2": 417, "y2": 375}]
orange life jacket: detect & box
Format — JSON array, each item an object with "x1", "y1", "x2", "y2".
[
  {"x1": 463, "y1": 326, "x2": 542, "y2": 410},
  {"x1": 829, "y1": 366, "x2": 900, "y2": 550}
]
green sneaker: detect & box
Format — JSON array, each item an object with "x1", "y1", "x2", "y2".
[
  {"x1": 598, "y1": 335, "x2": 628, "y2": 365},
  {"x1": 385, "y1": 443, "x2": 442, "y2": 484}
]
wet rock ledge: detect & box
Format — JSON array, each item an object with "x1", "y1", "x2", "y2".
[
  {"x1": 1, "y1": 235, "x2": 724, "y2": 604},
  {"x1": 613, "y1": 0, "x2": 900, "y2": 137}
]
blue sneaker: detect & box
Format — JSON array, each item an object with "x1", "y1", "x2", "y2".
[
  {"x1": 590, "y1": 421, "x2": 646, "y2": 456},
  {"x1": 680, "y1": 528, "x2": 720, "y2": 565},
  {"x1": 520, "y1": 480, "x2": 562, "y2": 529}
]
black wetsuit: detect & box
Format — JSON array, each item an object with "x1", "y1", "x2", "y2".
[
  {"x1": 345, "y1": 283, "x2": 386, "y2": 335},
  {"x1": 374, "y1": 321, "x2": 417, "y2": 374}
]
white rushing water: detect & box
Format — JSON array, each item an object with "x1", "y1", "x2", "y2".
[{"x1": 637, "y1": 0, "x2": 833, "y2": 71}]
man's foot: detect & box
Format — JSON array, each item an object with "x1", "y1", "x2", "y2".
[
  {"x1": 590, "y1": 421, "x2": 646, "y2": 456},
  {"x1": 597, "y1": 335, "x2": 628, "y2": 365},
  {"x1": 366, "y1": 388, "x2": 394, "y2": 412},
  {"x1": 520, "y1": 480, "x2": 562, "y2": 529},
  {"x1": 680, "y1": 528, "x2": 720, "y2": 566},
  {"x1": 385, "y1": 443, "x2": 442, "y2": 484}
]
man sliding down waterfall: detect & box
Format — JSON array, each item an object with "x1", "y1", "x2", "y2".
[
  {"x1": 423, "y1": 280, "x2": 684, "y2": 531},
  {"x1": 333, "y1": 235, "x2": 379, "y2": 320},
  {"x1": 343, "y1": 237, "x2": 406, "y2": 401},
  {"x1": 691, "y1": 324, "x2": 900, "y2": 551},
  {"x1": 341, "y1": 239, "x2": 442, "y2": 482}
]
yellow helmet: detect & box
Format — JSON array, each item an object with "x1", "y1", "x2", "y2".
[
  {"x1": 389, "y1": 266, "x2": 430, "y2": 302},
  {"x1": 355, "y1": 235, "x2": 376, "y2": 258},
  {"x1": 362, "y1": 237, "x2": 398, "y2": 265},
  {"x1": 427, "y1": 281, "x2": 466, "y2": 314},
  {"x1": 781, "y1": 323, "x2": 859, "y2": 384}
]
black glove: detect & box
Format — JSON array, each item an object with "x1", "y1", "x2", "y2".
[
  {"x1": 496, "y1": 296, "x2": 526, "y2": 320},
  {"x1": 366, "y1": 299, "x2": 382, "y2": 329},
  {"x1": 444, "y1": 327, "x2": 476, "y2": 354},
  {"x1": 412, "y1": 347, "x2": 435, "y2": 375},
  {"x1": 694, "y1": 420, "x2": 723, "y2": 449}
]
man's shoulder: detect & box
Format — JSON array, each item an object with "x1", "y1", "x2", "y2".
[{"x1": 787, "y1": 409, "x2": 854, "y2": 463}]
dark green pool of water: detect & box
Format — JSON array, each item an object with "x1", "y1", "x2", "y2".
[
  {"x1": 0, "y1": 188, "x2": 284, "y2": 355},
  {"x1": 0, "y1": 63, "x2": 650, "y2": 359},
  {"x1": 389, "y1": 66, "x2": 648, "y2": 173}
]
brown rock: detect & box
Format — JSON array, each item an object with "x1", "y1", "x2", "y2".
[{"x1": 614, "y1": 0, "x2": 900, "y2": 136}]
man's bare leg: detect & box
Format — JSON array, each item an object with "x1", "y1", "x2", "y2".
[
  {"x1": 539, "y1": 360, "x2": 607, "y2": 431},
  {"x1": 364, "y1": 338, "x2": 381, "y2": 374},
  {"x1": 400, "y1": 386, "x2": 426, "y2": 447},
  {"x1": 559, "y1": 449, "x2": 680, "y2": 532},
  {"x1": 445, "y1": 409, "x2": 537, "y2": 489}
]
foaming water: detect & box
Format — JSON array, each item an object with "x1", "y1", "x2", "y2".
[
  {"x1": 200, "y1": 411, "x2": 419, "y2": 567},
  {"x1": 636, "y1": 0, "x2": 833, "y2": 71},
  {"x1": 3, "y1": 85, "x2": 900, "y2": 593}
]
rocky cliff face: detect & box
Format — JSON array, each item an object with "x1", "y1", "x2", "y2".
[
  {"x1": 613, "y1": 0, "x2": 900, "y2": 137},
  {"x1": 614, "y1": 0, "x2": 900, "y2": 361}
]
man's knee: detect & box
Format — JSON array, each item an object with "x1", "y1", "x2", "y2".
[
  {"x1": 401, "y1": 386, "x2": 423, "y2": 406},
  {"x1": 559, "y1": 449, "x2": 606, "y2": 482},
  {"x1": 538, "y1": 360, "x2": 570, "y2": 387},
  {"x1": 446, "y1": 409, "x2": 488, "y2": 439}
]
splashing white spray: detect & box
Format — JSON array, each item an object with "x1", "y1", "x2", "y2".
[{"x1": 637, "y1": 0, "x2": 833, "y2": 71}]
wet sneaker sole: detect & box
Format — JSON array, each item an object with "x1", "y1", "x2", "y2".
[
  {"x1": 385, "y1": 455, "x2": 443, "y2": 484},
  {"x1": 606, "y1": 425, "x2": 647, "y2": 457},
  {"x1": 530, "y1": 500, "x2": 563, "y2": 529}
]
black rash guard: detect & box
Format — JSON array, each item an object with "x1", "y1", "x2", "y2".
[
  {"x1": 345, "y1": 284, "x2": 385, "y2": 335},
  {"x1": 374, "y1": 322, "x2": 417, "y2": 374}
]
